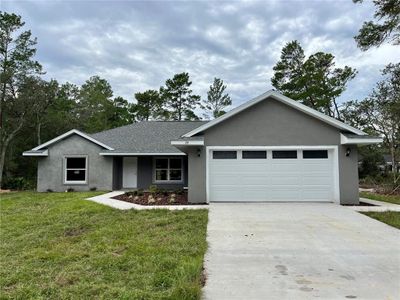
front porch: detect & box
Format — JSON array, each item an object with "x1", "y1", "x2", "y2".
[{"x1": 110, "y1": 155, "x2": 188, "y2": 191}]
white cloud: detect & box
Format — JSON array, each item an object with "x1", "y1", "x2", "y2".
[{"x1": 3, "y1": 0, "x2": 396, "y2": 108}]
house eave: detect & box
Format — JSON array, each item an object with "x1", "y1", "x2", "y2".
[
  {"x1": 22, "y1": 150, "x2": 49, "y2": 157},
  {"x1": 340, "y1": 133, "x2": 383, "y2": 145},
  {"x1": 99, "y1": 152, "x2": 187, "y2": 156},
  {"x1": 171, "y1": 140, "x2": 204, "y2": 146}
]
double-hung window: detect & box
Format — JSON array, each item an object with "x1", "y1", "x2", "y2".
[
  {"x1": 64, "y1": 156, "x2": 87, "y2": 184},
  {"x1": 154, "y1": 158, "x2": 183, "y2": 183}
]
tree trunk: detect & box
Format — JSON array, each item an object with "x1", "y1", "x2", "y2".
[
  {"x1": 0, "y1": 139, "x2": 7, "y2": 188},
  {"x1": 390, "y1": 144, "x2": 397, "y2": 174}
]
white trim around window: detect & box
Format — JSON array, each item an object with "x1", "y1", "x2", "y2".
[
  {"x1": 63, "y1": 155, "x2": 88, "y2": 185},
  {"x1": 153, "y1": 157, "x2": 184, "y2": 184}
]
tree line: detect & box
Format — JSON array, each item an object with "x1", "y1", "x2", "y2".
[{"x1": 1, "y1": 0, "x2": 399, "y2": 189}]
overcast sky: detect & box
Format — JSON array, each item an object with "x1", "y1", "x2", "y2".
[{"x1": 3, "y1": 0, "x2": 400, "y2": 109}]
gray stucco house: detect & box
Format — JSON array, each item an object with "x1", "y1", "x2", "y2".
[{"x1": 23, "y1": 91, "x2": 382, "y2": 204}]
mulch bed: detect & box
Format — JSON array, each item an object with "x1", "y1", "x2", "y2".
[{"x1": 113, "y1": 191, "x2": 206, "y2": 206}]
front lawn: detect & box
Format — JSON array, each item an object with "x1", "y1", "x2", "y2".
[
  {"x1": 0, "y1": 192, "x2": 208, "y2": 299},
  {"x1": 361, "y1": 212, "x2": 400, "y2": 229},
  {"x1": 359, "y1": 191, "x2": 400, "y2": 205}
]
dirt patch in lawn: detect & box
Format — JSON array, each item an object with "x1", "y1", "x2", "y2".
[{"x1": 113, "y1": 190, "x2": 207, "y2": 206}]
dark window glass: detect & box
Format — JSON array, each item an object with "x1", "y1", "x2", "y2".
[
  {"x1": 170, "y1": 158, "x2": 182, "y2": 169},
  {"x1": 303, "y1": 150, "x2": 328, "y2": 159},
  {"x1": 213, "y1": 151, "x2": 237, "y2": 159},
  {"x1": 66, "y1": 170, "x2": 86, "y2": 181},
  {"x1": 169, "y1": 169, "x2": 182, "y2": 181},
  {"x1": 156, "y1": 169, "x2": 168, "y2": 181},
  {"x1": 272, "y1": 150, "x2": 297, "y2": 159},
  {"x1": 155, "y1": 158, "x2": 168, "y2": 169},
  {"x1": 242, "y1": 151, "x2": 267, "y2": 159},
  {"x1": 66, "y1": 157, "x2": 86, "y2": 168}
]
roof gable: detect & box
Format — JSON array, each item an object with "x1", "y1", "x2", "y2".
[
  {"x1": 182, "y1": 90, "x2": 366, "y2": 137},
  {"x1": 32, "y1": 129, "x2": 114, "y2": 151}
]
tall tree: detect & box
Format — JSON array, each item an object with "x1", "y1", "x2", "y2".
[
  {"x1": 0, "y1": 12, "x2": 42, "y2": 187},
  {"x1": 271, "y1": 40, "x2": 357, "y2": 119},
  {"x1": 77, "y1": 75, "x2": 114, "y2": 133},
  {"x1": 202, "y1": 78, "x2": 231, "y2": 119},
  {"x1": 108, "y1": 96, "x2": 134, "y2": 127},
  {"x1": 341, "y1": 63, "x2": 400, "y2": 175},
  {"x1": 133, "y1": 89, "x2": 164, "y2": 121},
  {"x1": 160, "y1": 72, "x2": 201, "y2": 121},
  {"x1": 353, "y1": 0, "x2": 400, "y2": 50}
]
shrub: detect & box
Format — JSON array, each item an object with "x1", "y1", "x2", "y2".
[
  {"x1": 90, "y1": 187, "x2": 97, "y2": 191},
  {"x1": 137, "y1": 189, "x2": 144, "y2": 196},
  {"x1": 66, "y1": 188, "x2": 74, "y2": 192},
  {"x1": 46, "y1": 189, "x2": 53, "y2": 193},
  {"x1": 2, "y1": 177, "x2": 34, "y2": 190},
  {"x1": 148, "y1": 185, "x2": 158, "y2": 195}
]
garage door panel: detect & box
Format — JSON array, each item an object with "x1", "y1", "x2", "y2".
[
  {"x1": 269, "y1": 188, "x2": 301, "y2": 201},
  {"x1": 209, "y1": 148, "x2": 335, "y2": 202},
  {"x1": 269, "y1": 176, "x2": 300, "y2": 185}
]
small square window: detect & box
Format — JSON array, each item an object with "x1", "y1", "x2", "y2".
[
  {"x1": 242, "y1": 151, "x2": 267, "y2": 159},
  {"x1": 154, "y1": 158, "x2": 183, "y2": 182},
  {"x1": 64, "y1": 156, "x2": 87, "y2": 184},
  {"x1": 272, "y1": 151, "x2": 297, "y2": 159},
  {"x1": 303, "y1": 150, "x2": 328, "y2": 159},
  {"x1": 213, "y1": 151, "x2": 237, "y2": 159}
]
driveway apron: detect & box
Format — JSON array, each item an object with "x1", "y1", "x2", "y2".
[{"x1": 202, "y1": 203, "x2": 400, "y2": 300}]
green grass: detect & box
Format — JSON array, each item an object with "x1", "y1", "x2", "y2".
[
  {"x1": 0, "y1": 192, "x2": 208, "y2": 299},
  {"x1": 360, "y1": 191, "x2": 400, "y2": 205},
  {"x1": 361, "y1": 211, "x2": 400, "y2": 229}
]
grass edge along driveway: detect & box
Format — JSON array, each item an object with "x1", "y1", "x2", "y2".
[{"x1": 0, "y1": 192, "x2": 208, "y2": 299}]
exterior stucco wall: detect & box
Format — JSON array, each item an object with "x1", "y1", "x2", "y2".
[
  {"x1": 37, "y1": 135, "x2": 113, "y2": 192},
  {"x1": 137, "y1": 156, "x2": 188, "y2": 190},
  {"x1": 186, "y1": 98, "x2": 359, "y2": 204},
  {"x1": 339, "y1": 145, "x2": 359, "y2": 204}
]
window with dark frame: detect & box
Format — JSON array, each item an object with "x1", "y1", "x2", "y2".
[
  {"x1": 303, "y1": 150, "x2": 328, "y2": 159},
  {"x1": 242, "y1": 151, "x2": 267, "y2": 159},
  {"x1": 155, "y1": 158, "x2": 182, "y2": 182},
  {"x1": 65, "y1": 157, "x2": 87, "y2": 183},
  {"x1": 212, "y1": 151, "x2": 237, "y2": 159},
  {"x1": 272, "y1": 150, "x2": 297, "y2": 159}
]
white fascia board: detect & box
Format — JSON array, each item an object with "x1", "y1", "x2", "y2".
[
  {"x1": 171, "y1": 140, "x2": 204, "y2": 146},
  {"x1": 22, "y1": 150, "x2": 49, "y2": 156},
  {"x1": 99, "y1": 152, "x2": 186, "y2": 156},
  {"x1": 340, "y1": 133, "x2": 383, "y2": 145},
  {"x1": 182, "y1": 90, "x2": 367, "y2": 137},
  {"x1": 32, "y1": 129, "x2": 114, "y2": 151}
]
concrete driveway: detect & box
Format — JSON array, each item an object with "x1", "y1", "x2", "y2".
[{"x1": 203, "y1": 203, "x2": 400, "y2": 300}]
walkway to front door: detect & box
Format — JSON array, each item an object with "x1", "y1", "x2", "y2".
[{"x1": 202, "y1": 203, "x2": 400, "y2": 299}]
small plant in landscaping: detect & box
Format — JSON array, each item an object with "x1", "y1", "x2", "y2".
[
  {"x1": 148, "y1": 185, "x2": 158, "y2": 195},
  {"x1": 90, "y1": 187, "x2": 97, "y2": 191},
  {"x1": 66, "y1": 188, "x2": 74, "y2": 192},
  {"x1": 175, "y1": 189, "x2": 184, "y2": 195},
  {"x1": 46, "y1": 189, "x2": 53, "y2": 192},
  {"x1": 137, "y1": 189, "x2": 144, "y2": 196}
]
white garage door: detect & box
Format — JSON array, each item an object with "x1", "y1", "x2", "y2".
[{"x1": 208, "y1": 148, "x2": 336, "y2": 202}]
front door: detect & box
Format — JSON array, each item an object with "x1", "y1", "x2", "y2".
[{"x1": 122, "y1": 157, "x2": 137, "y2": 188}]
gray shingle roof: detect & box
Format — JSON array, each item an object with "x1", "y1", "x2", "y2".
[{"x1": 91, "y1": 121, "x2": 207, "y2": 153}]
